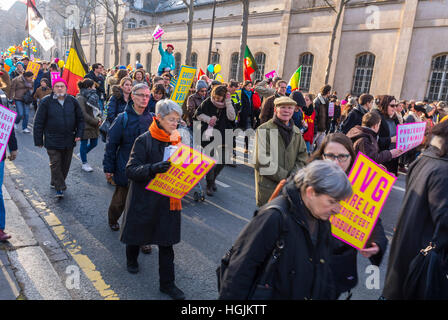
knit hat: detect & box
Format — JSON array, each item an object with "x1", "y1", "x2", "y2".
[
  {"x1": 136, "y1": 63, "x2": 143, "y2": 69},
  {"x1": 166, "y1": 44, "x2": 174, "y2": 50},
  {"x1": 196, "y1": 80, "x2": 207, "y2": 91},
  {"x1": 52, "y1": 78, "x2": 68, "y2": 88},
  {"x1": 274, "y1": 96, "x2": 297, "y2": 107},
  {"x1": 119, "y1": 65, "x2": 127, "y2": 70},
  {"x1": 40, "y1": 78, "x2": 51, "y2": 87}
]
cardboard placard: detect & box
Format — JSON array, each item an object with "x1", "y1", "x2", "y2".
[
  {"x1": 152, "y1": 25, "x2": 164, "y2": 40},
  {"x1": 396, "y1": 122, "x2": 427, "y2": 151},
  {"x1": 170, "y1": 65, "x2": 197, "y2": 107},
  {"x1": 146, "y1": 143, "x2": 215, "y2": 200},
  {"x1": 0, "y1": 104, "x2": 17, "y2": 161},
  {"x1": 330, "y1": 152, "x2": 397, "y2": 250},
  {"x1": 25, "y1": 61, "x2": 41, "y2": 80}
]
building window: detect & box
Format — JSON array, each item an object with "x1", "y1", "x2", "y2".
[
  {"x1": 126, "y1": 52, "x2": 131, "y2": 66},
  {"x1": 146, "y1": 52, "x2": 152, "y2": 73},
  {"x1": 175, "y1": 52, "x2": 182, "y2": 75},
  {"x1": 299, "y1": 53, "x2": 314, "y2": 92},
  {"x1": 136, "y1": 52, "x2": 141, "y2": 64},
  {"x1": 139, "y1": 20, "x2": 147, "y2": 27},
  {"x1": 427, "y1": 54, "x2": 448, "y2": 101},
  {"x1": 211, "y1": 52, "x2": 220, "y2": 65},
  {"x1": 127, "y1": 18, "x2": 137, "y2": 29},
  {"x1": 254, "y1": 52, "x2": 266, "y2": 81},
  {"x1": 229, "y1": 52, "x2": 239, "y2": 81},
  {"x1": 351, "y1": 53, "x2": 375, "y2": 96},
  {"x1": 191, "y1": 52, "x2": 198, "y2": 68}
]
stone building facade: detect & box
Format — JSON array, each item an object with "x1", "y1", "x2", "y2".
[{"x1": 79, "y1": 0, "x2": 448, "y2": 101}]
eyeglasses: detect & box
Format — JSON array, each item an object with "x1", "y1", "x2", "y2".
[
  {"x1": 389, "y1": 104, "x2": 398, "y2": 108},
  {"x1": 133, "y1": 93, "x2": 150, "y2": 99},
  {"x1": 323, "y1": 153, "x2": 350, "y2": 162}
]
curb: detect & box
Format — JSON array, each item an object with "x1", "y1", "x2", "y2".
[{"x1": 1, "y1": 173, "x2": 72, "y2": 300}]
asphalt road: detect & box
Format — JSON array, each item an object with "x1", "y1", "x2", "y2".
[{"x1": 6, "y1": 113, "x2": 407, "y2": 300}]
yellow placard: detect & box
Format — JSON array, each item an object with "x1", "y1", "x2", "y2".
[
  {"x1": 25, "y1": 61, "x2": 40, "y2": 80},
  {"x1": 145, "y1": 144, "x2": 215, "y2": 200},
  {"x1": 170, "y1": 65, "x2": 197, "y2": 107},
  {"x1": 330, "y1": 152, "x2": 397, "y2": 250}
]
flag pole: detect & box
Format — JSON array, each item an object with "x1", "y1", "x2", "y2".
[{"x1": 26, "y1": 0, "x2": 31, "y2": 58}]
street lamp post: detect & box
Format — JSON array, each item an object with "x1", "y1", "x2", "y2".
[{"x1": 207, "y1": 0, "x2": 217, "y2": 77}]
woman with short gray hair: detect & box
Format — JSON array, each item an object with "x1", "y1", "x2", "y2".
[
  {"x1": 119, "y1": 98, "x2": 185, "y2": 300},
  {"x1": 218, "y1": 160, "x2": 352, "y2": 300}
]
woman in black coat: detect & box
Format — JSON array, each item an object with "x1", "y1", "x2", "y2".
[
  {"x1": 382, "y1": 120, "x2": 448, "y2": 300},
  {"x1": 218, "y1": 161, "x2": 353, "y2": 300},
  {"x1": 372, "y1": 95, "x2": 400, "y2": 175},
  {"x1": 194, "y1": 85, "x2": 235, "y2": 196},
  {"x1": 105, "y1": 77, "x2": 133, "y2": 124},
  {"x1": 120, "y1": 98, "x2": 185, "y2": 300}
]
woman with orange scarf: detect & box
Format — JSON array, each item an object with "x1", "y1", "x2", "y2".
[{"x1": 119, "y1": 99, "x2": 185, "y2": 300}]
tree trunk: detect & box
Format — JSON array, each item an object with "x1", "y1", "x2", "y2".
[
  {"x1": 113, "y1": 21, "x2": 119, "y2": 66},
  {"x1": 325, "y1": 0, "x2": 346, "y2": 84},
  {"x1": 93, "y1": 6, "x2": 97, "y2": 62},
  {"x1": 237, "y1": 0, "x2": 249, "y2": 82},
  {"x1": 184, "y1": 0, "x2": 194, "y2": 66}
]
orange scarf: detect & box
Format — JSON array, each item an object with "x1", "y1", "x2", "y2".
[{"x1": 149, "y1": 118, "x2": 182, "y2": 211}]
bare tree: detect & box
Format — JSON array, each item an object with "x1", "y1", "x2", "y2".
[
  {"x1": 324, "y1": 0, "x2": 350, "y2": 84},
  {"x1": 96, "y1": 0, "x2": 126, "y2": 66},
  {"x1": 181, "y1": 0, "x2": 195, "y2": 66},
  {"x1": 236, "y1": 0, "x2": 249, "y2": 82}
]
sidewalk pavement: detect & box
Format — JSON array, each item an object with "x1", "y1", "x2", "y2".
[{"x1": 0, "y1": 183, "x2": 72, "y2": 300}]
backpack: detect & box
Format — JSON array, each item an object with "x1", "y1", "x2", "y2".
[{"x1": 216, "y1": 197, "x2": 289, "y2": 299}]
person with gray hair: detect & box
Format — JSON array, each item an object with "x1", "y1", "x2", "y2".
[
  {"x1": 119, "y1": 97, "x2": 186, "y2": 300},
  {"x1": 218, "y1": 160, "x2": 352, "y2": 300}
]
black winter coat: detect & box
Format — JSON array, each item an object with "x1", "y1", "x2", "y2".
[
  {"x1": 120, "y1": 130, "x2": 181, "y2": 246},
  {"x1": 341, "y1": 105, "x2": 367, "y2": 134},
  {"x1": 219, "y1": 181, "x2": 337, "y2": 300},
  {"x1": 106, "y1": 86, "x2": 130, "y2": 124},
  {"x1": 33, "y1": 94, "x2": 85, "y2": 150},
  {"x1": 372, "y1": 109, "x2": 399, "y2": 174},
  {"x1": 103, "y1": 104, "x2": 153, "y2": 187},
  {"x1": 84, "y1": 71, "x2": 105, "y2": 98},
  {"x1": 383, "y1": 146, "x2": 448, "y2": 299}
]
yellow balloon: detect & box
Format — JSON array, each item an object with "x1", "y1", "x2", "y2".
[
  {"x1": 58, "y1": 60, "x2": 65, "y2": 68},
  {"x1": 214, "y1": 64, "x2": 221, "y2": 73}
]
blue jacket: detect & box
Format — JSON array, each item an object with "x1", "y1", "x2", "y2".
[
  {"x1": 105, "y1": 86, "x2": 130, "y2": 124},
  {"x1": 157, "y1": 42, "x2": 175, "y2": 73},
  {"x1": 103, "y1": 104, "x2": 154, "y2": 187}
]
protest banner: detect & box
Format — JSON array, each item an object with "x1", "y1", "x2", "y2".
[
  {"x1": 50, "y1": 72, "x2": 60, "y2": 86},
  {"x1": 170, "y1": 65, "x2": 197, "y2": 107},
  {"x1": 265, "y1": 70, "x2": 277, "y2": 79},
  {"x1": 26, "y1": 61, "x2": 41, "y2": 80},
  {"x1": 328, "y1": 102, "x2": 335, "y2": 117},
  {"x1": 152, "y1": 25, "x2": 164, "y2": 40},
  {"x1": 330, "y1": 152, "x2": 397, "y2": 250},
  {"x1": 0, "y1": 105, "x2": 17, "y2": 161},
  {"x1": 396, "y1": 122, "x2": 427, "y2": 151},
  {"x1": 146, "y1": 144, "x2": 216, "y2": 200}
]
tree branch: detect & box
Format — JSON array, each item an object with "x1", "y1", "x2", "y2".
[{"x1": 323, "y1": 0, "x2": 338, "y2": 13}]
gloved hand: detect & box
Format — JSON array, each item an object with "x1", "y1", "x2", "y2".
[{"x1": 151, "y1": 161, "x2": 171, "y2": 174}]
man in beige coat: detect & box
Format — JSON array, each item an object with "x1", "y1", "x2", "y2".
[{"x1": 254, "y1": 96, "x2": 308, "y2": 207}]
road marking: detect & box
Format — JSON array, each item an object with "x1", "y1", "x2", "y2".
[
  {"x1": 5, "y1": 161, "x2": 119, "y2": 300},
  {"x1": 215, "y1": 180, "x2": 230, "y2": 188},
  {"x1": 203, "y1": 199, "x2": 250, "y2": 223},
  {"x1": 0, "y1": 259, "x2": 21, "y2": 297},
  {"x1": 392, "y1": 185, "x2": 405, "y2": 192}
]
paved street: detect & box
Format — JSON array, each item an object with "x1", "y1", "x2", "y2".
[{"x1": 4, "y1": 114, "x2": 406, "y2": 300}]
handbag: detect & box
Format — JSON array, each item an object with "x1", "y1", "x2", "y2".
[
  {"x1": 99, "y1": 119, "x2": 111, "y2": 143},
  {"x1": 216, "y1": 200, "x2": 288, "y2": 300},
  {"x1": 23, "y1": 90, "x2": 33, "y2": 105},
  {"x1": 402, "y1": 220, "x2": 448, "y2": 300}
]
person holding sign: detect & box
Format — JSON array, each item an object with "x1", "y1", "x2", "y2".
[
  {"x1": 383, "y1": 120, "x2": 448, "y2": 300},
  {"x1": 309, "y1": 133, "x2": 388, "y2": 298},
  {"x1": 10, "y1": 71, "x2": 34, "y2": 133},
  {"x1": 157, "y1": 40, "x2": 175, "y2": 76},
  {"x1": 120, "y1": 99, "x2": 186, "y2": 300},
  {"x1": 218, "y1": 161, "x2": 352, "y2": 300}
]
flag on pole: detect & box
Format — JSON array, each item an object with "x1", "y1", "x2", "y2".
[
  {"x1": 288, "y1": 66, "x2": 302, "y2": 92},
  {"x1": 197, "y1": 68, "x2": 205, "y2": 80},
  {"x1": 62, "y1": 29, "x2": 89, "y2": 96},
  {"x1": 26, "y1": 0, "x2": 55, "y2": 51},
  {"x1": 243, "y1": 45, "x2": 258, "y2": 82}
]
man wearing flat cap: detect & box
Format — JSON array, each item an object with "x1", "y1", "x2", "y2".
[{"x1": 254, "y1": 96, "x2": 308, "y2": 207}]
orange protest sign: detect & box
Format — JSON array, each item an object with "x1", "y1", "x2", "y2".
[
  {"x1": 145, "y1": 144, "x2": 216, "y2": 200},
  {"x1": 330, "y1": 152, "x2": 397, "y2": 250},
  {"x1": 25, "y1": 61, "x2": 40, "y2": 80}
]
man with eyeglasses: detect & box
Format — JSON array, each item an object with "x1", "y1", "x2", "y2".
[
  {"x1": 259, "y1": 80, "x2": 288, "y2": 125},
  {"x1": 33, "y1": 78, "x2": 85, "y2": 198}
]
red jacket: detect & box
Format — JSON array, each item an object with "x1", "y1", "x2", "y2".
[
  {"x1": 252, "y1": 91, "x2": 262, "y2": 110},
  {"x1": 303, "y1": 111, "x2": 315, "y2": 143}
]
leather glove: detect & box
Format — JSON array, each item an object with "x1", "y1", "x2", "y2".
[
  {"x1": 151, "y1": 161, "x2": 171, "y2": 174},
  {"x1": 8, "y1": 150, "x2": 17, "y2": 161}
]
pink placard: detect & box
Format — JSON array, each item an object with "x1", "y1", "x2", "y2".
[
  {"x1": 328, "y1": 102, "x2": 335, "y2": 117},
  {"x1": 0, "y1": 104, "x2": 17, "y2": 160},
  {"x1": 152, "y1": 25, "x2": 164, "y2": 40},
  {"x1": 396, "y1": 122, "x2": 427, "y2": 151},
  {"x1": 265, "y1": 70, "x2": 277, "y2": 79}
]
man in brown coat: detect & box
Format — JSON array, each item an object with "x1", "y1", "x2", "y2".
[{"x1": 259, "y1": 80, "x2": 287, "y2": 125}]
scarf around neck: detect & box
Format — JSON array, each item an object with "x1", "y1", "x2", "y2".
[
  {"x1": 211, "y1": 96, "x2": 225, "y2": 109},
  {"x1": 273, "y1": 115, "x2": 294, "y2": 148},
  {"x1": 148, "y1": 118, "x2": 182, "y2": 211}
]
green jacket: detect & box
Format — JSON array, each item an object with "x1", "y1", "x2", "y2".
[{"x1": 254, "y1": 119, "x2": 308, "y2": 207}]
